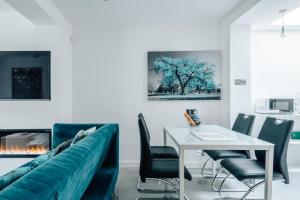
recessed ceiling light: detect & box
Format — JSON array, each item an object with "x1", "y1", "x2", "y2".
[{"x1": 271, "y1": 6, "x2": 300, "y2": 26}]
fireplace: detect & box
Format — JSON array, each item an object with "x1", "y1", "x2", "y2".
[{"x1": 0, "y1": 129, "x2": 51, "y2": 158}]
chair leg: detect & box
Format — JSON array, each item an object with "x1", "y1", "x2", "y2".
[
  {"x1": 136, "y1": 178, "x2": 190, "y2": 200},
  {"x1": 219, "y1": 176, "x2": 264, "y2": 199},
  {"x1": 213, "y1": 167, "x2": 250, "y2": 193},
  {"x1": 137, "y1": 177, "x2": 178, "y2": 193},
  {"x1": 201, "y1": 157, "x2": 214, "y2": 177},
  {"x1": 136, "y1": 195, "x2": 190, "y2": 200},
  {"x1": 219, "y1": 173, "x2": 231, "y2": 198},
  {"x1": 241, "y1": 181, "x2": 264, "y2": 200},
  {"x1": 212, "y1": 167, "x2": 226, "y2": 191},
  {"x1": 160, "y1": 178, "x2": 179, "y2": 189}
]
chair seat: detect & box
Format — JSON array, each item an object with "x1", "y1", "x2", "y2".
[
  {"x1": 221, "y1": 159, "x2": 283, "y2": 182},
  {"x1": 151, "y1": 146, "x2": 179, "y2": 159},
  {"x1": 204, "y1": 150, "x2": 247, "y2": 161},
  {"x1": 147, "y1": 159, "x2": 192, "y2": 181}
]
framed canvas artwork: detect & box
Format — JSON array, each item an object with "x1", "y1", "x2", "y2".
[{"x1": 148, "y1": 51, "x2": 222, "y2": 100}]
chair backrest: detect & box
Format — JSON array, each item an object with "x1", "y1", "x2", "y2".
[
  {"x1": 255, "y1": 117, "x2": 294, "y2": 183},
  {"x1": 138, "y1": 113, "x2": 151, "y2": 141},
  {"x1": 232, "y1": 113, "x2": 256, "y2": 136},
  {"x1": 138, "y1": 114, "x2": 153, "y2": 181}
]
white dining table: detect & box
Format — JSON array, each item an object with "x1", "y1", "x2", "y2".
[{"x1": 163, "y1": 125, "x2": 274, "y2": 200}]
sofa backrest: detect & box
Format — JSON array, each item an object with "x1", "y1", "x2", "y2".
[
  {"x1": 0, "y1": 124, "x2": 118, "y2": 200},
  {"x1": 52, "y1": 123, "x2": 107, "y2": 149}
]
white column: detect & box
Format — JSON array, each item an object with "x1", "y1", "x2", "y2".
[{"x1": 212, "y1": 160, "x2": 217, "y2": 176}]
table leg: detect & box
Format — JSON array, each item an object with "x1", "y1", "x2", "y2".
[
  {"x1": 179, "y1": 147, "x2": 185, "y2": 200},
  {"x1": 163, "y1": 128, "x2": 167, "y2": 146},
  {"x1": 264, "y1": 146, "x2": 274, "y2": 200},
  {"x1": 212, "y1": 160, "x2": 216, "y2": 177}
]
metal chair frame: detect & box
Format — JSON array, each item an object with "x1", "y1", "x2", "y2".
[
  {"x1": 137, "y1": 177, "x2": 179, "y2": 193},
  {"x1": 212, "y1": 167, "x2": 252, "y2": 192},
  {"x1": 201, "y1": 113, "x2": 255, "y2": 179},
  {"x1": 201, "y1": 157, "x2": 217, "y2": 178},
  {"x1": 218, "y1": 172, "x2": 265, "y2": 200},
  {"x1": 216, "y1": 117, "x2": 293, "y2": 199},
  {"x1": 136, "y1": 178, "x2": 190, "y2": 200}
]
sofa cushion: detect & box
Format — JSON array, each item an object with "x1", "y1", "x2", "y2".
[
  {"x1": 52, "y1": 139, "x2": 73, "y2": 156},
  {"x1": 71, "y1": 126, "x2": 97, "y2": 145}
]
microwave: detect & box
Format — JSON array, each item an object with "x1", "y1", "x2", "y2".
[{"x1": 255, "y1": 98, "x2": 300, "y2": 114}]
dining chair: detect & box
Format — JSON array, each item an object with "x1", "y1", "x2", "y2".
[
  {"x1": 137, "y1": 115, "x2": 192, "y2": 194},
  {"x1": 201, "y1": 113, "x2": 255, "y2": 180},
  {"x1": 217, "y1": 117, "x2": 293, "y2": 199},
  {"x1": 138, "y1": 113, "x2": 178, "y2": 159}
]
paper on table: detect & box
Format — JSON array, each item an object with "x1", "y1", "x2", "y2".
[{"x1": 191, "y1": 131, "x2": 236, "y2": 141}]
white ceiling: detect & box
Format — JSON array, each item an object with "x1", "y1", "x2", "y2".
[
  {"x1": 0, "y1": 0, "x2": 15, "y2": 12},
  {"x1": 52, "y1": 0, "x2": 243, "y2": 25},
  {"x1": 234, "y1": 0, "x2": 300, "y2": 30}
]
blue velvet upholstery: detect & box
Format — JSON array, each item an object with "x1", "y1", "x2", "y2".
[
  {"x1": 0, "y1": 123, "x2": 119, "y2": 200},
  {"x1": 0, "y1": 167, "x2": 32, "y2": 191},
  {"x1": 0, "y1": 151, "x2": 53, "y2": 191},
  {"x1": 52, "y1": 123, "x2": 106, "y2": 149}
]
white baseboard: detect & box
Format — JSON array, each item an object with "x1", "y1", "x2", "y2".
[
  {"x1": 120, "y1": 161, "x2": 139, "y2": 168},
  {"x1": 290, "y1": 168, "x2": 300, "y2": 176}
]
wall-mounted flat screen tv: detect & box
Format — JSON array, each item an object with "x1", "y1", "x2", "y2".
[{"x1": 0, "y1": 51, "x2": 50, "y2": 100}]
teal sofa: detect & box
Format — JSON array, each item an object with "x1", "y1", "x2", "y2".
[{"x1": 0, "y1": 123, "x2": 119, "y2": 200}]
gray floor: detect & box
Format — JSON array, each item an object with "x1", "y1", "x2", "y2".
[{"x1": 114, "y1": 168, "x2": 300, "y2": 200}]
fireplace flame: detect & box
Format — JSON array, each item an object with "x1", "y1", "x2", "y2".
[{"x1": 0, "y1": 145, "x2": 47, "y2": 155}]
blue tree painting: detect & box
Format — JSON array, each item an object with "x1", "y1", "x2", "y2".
[{"x1": 148, "y1": 51, "x2": 221, "y2": 100}]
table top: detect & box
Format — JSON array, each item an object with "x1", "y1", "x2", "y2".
[{"x1": 164, "y1": 125, "x2": 274, "y2": 150}]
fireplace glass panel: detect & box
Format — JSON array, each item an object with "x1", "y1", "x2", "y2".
[{"x1": 0, "y1": 130, "x2": 50, "y2": 157}]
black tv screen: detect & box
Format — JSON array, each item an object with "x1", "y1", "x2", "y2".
[{"x1": 0, "y1": 51, "x2": 50, "y2": 100}]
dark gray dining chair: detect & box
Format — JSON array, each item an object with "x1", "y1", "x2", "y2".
[
  {"x1": 138, "y1": 113, "x2": 178, "y2": 159},
  {"x1": 137, "y1": 115, "x2": 192, "y2": 197},
  {"x1": 201, "y1": 113, "x2": 256, "y2": 180},
  {"x1": 217, "y1": 117, "x2": 293, "y2": 199}
]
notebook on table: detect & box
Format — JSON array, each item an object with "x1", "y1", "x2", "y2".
[{"x1": 191, "y1": 131, "x2": 236, "y2": 141}]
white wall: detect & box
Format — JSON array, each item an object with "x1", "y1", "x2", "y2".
[
  {"x1": 230, "y1": 25, "x2": 252, "y2": 126},
  {"x1": 72, "y1": 22, "x2": 226, "y2": 166},
  {"x1": 0, "y1": 12, "x2": 72, "y2": 175},
  {"x1": 251, "y1": 30, "x2": 300, "y2": 171},
  {"x1": 220, "y1": 0, "x2": 260, "y2": 128},
  {"x1": 228, "y1": 29, "x2": 300, "y2": 172},
  {"x1": 0, "y1": 12, "x2": 73, "y2": 128},
  {"x1": 252, "y1": 31, "x2": 300, "y2": 101}
]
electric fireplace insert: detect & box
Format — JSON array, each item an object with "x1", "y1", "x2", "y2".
[{"x1": 0, "y1": 129, "x2": 51, "y2": 158}]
